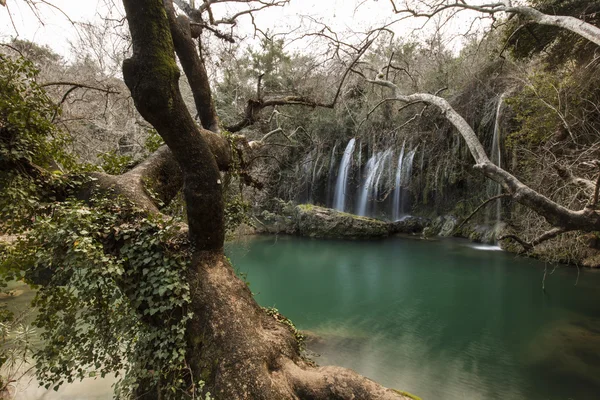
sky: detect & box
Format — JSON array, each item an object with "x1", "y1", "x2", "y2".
[{"x1": 0, "y1": 0, "x2": 490, "y2": 60}]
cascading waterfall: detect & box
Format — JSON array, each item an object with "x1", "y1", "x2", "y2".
[
  {"x1": 333, "y1": 139, "x2": 356, "y2": 212},
  {"x1": 356, "y1": 154, "x2": 380, "y2": 217},
  {"x1": 295, "y1": 138, "x2": 416, "y2": 219},
  {"x1": 401, "y1": 149, "x2": 416, "y2": 215},
  {"x1": 373, "y1": 149, "x2": 393, "y2": 207},
  {"x1": 357, "y1": 141, "x2": 362, "y2": 177},
  {"x1": 392, "y1": 142, "x2": 406, "y2": 221},
  {"x1": 489, "y1": 95, "x2": 504, "y2": 224}
]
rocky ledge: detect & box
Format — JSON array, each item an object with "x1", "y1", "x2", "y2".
[{"x1": 253, "y1": 203, "x2": 429, "y2": 239}]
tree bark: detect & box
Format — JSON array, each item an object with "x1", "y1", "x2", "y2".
[
  {"x1": 165, "y1": 0, "x2": 220, "y2": 133},
  {"x1": 120, "y1": 1, "x2": 410, "y2": 398}
]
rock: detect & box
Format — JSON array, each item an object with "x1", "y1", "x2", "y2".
[
  {"x1": 254, "y1": 209, "x2": 297, "y2": 235},
  {"x1": 423, "y1": 216, "x2": 445, "y2": 237},
  {"x1": 439, "y1": 216, "x2": 458, "y2": 237},
  {"x1": 296, "y1": 205, "x2": 389, "y2": 239},
  {"x1": 390, "y1": 216, "x2": 429, "y2": 234}
]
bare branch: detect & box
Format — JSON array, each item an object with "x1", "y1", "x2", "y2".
[
  {"x1": 455, "y1": 193, "x2": 511, "y2": 233},
  {"x1": 500, "y1": 227, "x2": 567, "y2": 252},
  {"x1": 388, "y1": 0, "x2": 600, "y2": 47},
  {"x1": 226, "y1": 39, "x2": 373, "y2": 132},
  {"x1": 367, "y1": 75, "x2": 600, "y2": 248}
]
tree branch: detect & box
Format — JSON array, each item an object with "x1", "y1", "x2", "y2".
[
  {"x1": 368, "y1": 76, "x2": 600, "y2": 248},
  {"x1": 389, "y1": 0, "x2": 600, "y2": 47},
  {"x1": 455, "y1": 193, "x2": 511, "y2": 233},
  {"x1": 225, "y1": 39, "x2": 373, "y2": 132},
  {"x1": 500, "y1": 227, "x2": 567, "y2": 252},
  {"x1": 165, "y1": 0, "x2": 220, "y2": 132}
]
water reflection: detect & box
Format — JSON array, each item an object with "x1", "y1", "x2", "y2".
[
  {"x1": 4, "y1": 236, "x2": 600, "y2": 399},
  {"x1": 228, "y1": 236, "x2": 600, "y2": 400}
]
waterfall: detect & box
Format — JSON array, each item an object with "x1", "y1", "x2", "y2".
[
  {"x1": 357, "y1": 141, "x2": 362, "y2": 177},
  {"x1": 333, "y1": 139, "x2": 356, "y2": 212},
  {"x1": 392, "y1": 142, "x2": 406, "y2": 221},
  {"x1": 373, "y1": 149, "x2": 393, "y2": 205},
  {"x1": 401, "y1": 149, "x2": 416, "y2": 215},
  {"x1": 489, "y1": 95, "x2": 504, "y2": 223},
  {"x1": 391, "y1": 146, "x2": 416, "y2": 220},
  {"x1": 356, "y1": 153, "x2": 380, "y2": 217}
]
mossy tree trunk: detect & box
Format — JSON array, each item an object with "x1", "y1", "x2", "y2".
[{"x1": 120, "y1": 0, "x2": 410, "y2": 398}]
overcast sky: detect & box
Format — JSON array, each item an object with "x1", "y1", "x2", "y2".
[{"x1": 0, "y1": 0, "x2": 488, "y2": 59}]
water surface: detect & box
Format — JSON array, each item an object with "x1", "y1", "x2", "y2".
[
  {"x1": 4, "y1": 235, "x2": 600, "y2": 399},
  {"x1": 227, "y1": 236, "x2": 600, "y2": 400}
]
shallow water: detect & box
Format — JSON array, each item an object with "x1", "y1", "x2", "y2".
[
  {"x1": 5, "y1": 235, "x2": 600, "y2": 399},
  {"x1": 227, "y1": 236, "x2": 600, "y2": 400}
]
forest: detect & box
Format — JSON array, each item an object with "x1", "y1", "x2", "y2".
[{"x1": 1, "y1": 0, "x2": 600, "y2": 399}]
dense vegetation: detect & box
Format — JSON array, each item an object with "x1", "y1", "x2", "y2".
[{"x1": 1, "y1": 0, "x2": 600, "y2": 398}]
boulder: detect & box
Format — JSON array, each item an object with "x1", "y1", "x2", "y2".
[
  {"x1": 296, "y1": 205, "x2": 390, "y2": 239},
  {"x1": 389, "y1": 216, "x2": 429, "y2": 234},
  {"x1": 439, "y1": 216, "x2": 458, "y2": 237},
  {"x1": 254, "y1": 209, "x2": 297, "y2": 235}
]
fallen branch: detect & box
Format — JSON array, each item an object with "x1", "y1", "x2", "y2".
[
  {"x1": 499, "y1": 227, "x2": 567, "y2": 252},
  {"x1": 454, "y1": 193, "x2": 511, "y2": 233}
]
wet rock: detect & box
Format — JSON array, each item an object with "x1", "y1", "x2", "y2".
[
  {"x1": 254, "y1": 209, "x2": 298, "y2": 234},
  {"x1": 390, "y1": 216, "x2": 429, "y2": 234},
  {"x1": 423, "y1": 216, "x2": 445, "y2": 237}
]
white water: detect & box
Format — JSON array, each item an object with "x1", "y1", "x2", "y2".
[
  {"x1": 469, "y1": 244, "x2": 503, "y2": 251},
  {"x1": 356, "y1": 154, "x2": 380, "y2": 217},
  {"x1": 333, "y1": 139, "x2": 356, "y2": 212},
  {"x1": 489, "y1": 95, "x2": 504, "y2": 224},
  {"x1": 392, "y1": 142, "x2": 406, "y2": 221},
  {"x1": 372, "y1": 149, "x2": 393, "y2": 207}
]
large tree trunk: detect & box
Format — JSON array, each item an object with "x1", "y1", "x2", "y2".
[{"x1": 120, "y1": 0, "x2": 409, "y2": 398}]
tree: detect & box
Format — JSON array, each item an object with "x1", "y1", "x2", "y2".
[
  {"x1": 113, "y1": 1, "x2": 409, "y2": 397},
  {"x1": 5, "y1": 0, "x2": 600, "y2": 398},
  {"x1": 1, "y1": 0, "x2": 410, "y2": 399}
]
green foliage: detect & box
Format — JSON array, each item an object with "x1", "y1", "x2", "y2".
[
  {"x1": 0, "y1": 196, "x2": 199, "y2": 398},
  {"x1": 249, "y1": 37, "x2": 293, "y2": 93},
  {"x1": 0, "y1": 54, "x2": 67, "y2": 169},
  {"x1": 99, "y1": 149, "x2": 135, "y2": 175},
  {"x1": 224, "y1": 194, "x2": 250, "y2": 234},
  {"x1": 505, "y1": 71, "x2": 563, "y2": 150},
  {"x1": 0, "y1": 54, "x2": 79, "y2": 234},
  {"x1": 144, "y1": 129, "x2": 164, "y2": 153}
]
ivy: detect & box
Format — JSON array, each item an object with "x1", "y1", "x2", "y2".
[
  {"x1": 99, "y1": 150, "x2": 135, "y2": 175},
  {"x1": 0, "y1": 52, "x2": 211, "y2": 398},
  {"x1": 262, "y1": 307, "x2": 305, "y2": 351},
  {"x1": 0, "y1": 196, "x2": 204, "y2": 398}
]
